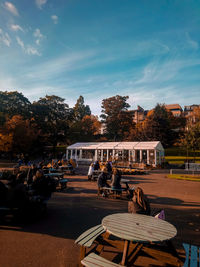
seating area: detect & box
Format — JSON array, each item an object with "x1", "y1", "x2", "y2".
[
  {"x1": 1, "y1": 164, "x2": 199, "y2": 267},
  {"x1": 75, "y1": 213, "x2": 184, "y2": 266}
]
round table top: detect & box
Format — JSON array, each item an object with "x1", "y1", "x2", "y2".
[{"x1": 102, "y1": 213, "x2": 177, "y2": 243}]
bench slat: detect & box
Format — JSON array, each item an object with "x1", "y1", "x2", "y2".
[
  {"x1": 75, "y1": 225, "x2": 105, "y2": 247},
  {"x1": 183, "y1": 243, "x2": 190, "y2": 267},
  {"x1": 183, "y1": 243, "x2": 200, "y2": 267},
  {"x1": 191, "y1": 245, "x2": 198, "y2": 267},
  {"x1": 81, "y1": 253, "x2": 123, "y2": 267}
]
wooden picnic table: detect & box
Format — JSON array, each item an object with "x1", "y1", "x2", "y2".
[
  {"x1": 102, "y1": 213, "x2": 179, "y2": 266},
  {"x1": 44, "y1": 173, "x2": 64, "y2": 177},
  {"x1": 58, "y1": 165, "x2": 74, "y2": 174}
]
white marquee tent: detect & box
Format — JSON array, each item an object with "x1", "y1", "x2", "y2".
[{"x1": 66, "y1": 141, "x2": 164, "y2": 167}]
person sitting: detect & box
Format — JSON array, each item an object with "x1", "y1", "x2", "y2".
[
  {"x1": 97, "y1": 167, "x2": 110, "y2": 195},
  {"x1": 27, "y1": 164, "x2": 37, "y2": 185},
  {"x1": 93, "y1": 160, "x2": 100, "y2": 171},
  {"x1": 128, "y1": 187, "x2": 151, "y2": 215},
  {"x1": 111, "y1": 168, "x2": 121, "y2": 190},
  {"x1": 88, "y1": 163, "x2": 94, "y2": 180},
  {"x1": 106, "y1": 161, "x2": 112, "y2": 179}
]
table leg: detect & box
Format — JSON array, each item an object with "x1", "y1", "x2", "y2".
[{"x1": 121, "y1": 240, "x2": 130, "y2": 266}]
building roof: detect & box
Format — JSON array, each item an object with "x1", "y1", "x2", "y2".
[
  {"x1": 165, "y1": 104, "x2": 182, "y2": 110},
  {"x1": 67, "y1": 141, "x2": 164, "y2": 151}
]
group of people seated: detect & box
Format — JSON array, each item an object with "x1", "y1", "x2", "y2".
[
  {"x1": 92, "y1": 160, "x2": 152, "y2": 216},
  {"x1": 0, "y1": 164, "x2": 57, "y2": 219},
  {"x1": 88, "y1": 160, "x2": 113, "y2": 180}
]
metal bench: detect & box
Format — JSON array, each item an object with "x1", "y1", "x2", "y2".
[
  {"x1": 75, "y1": 224, "x2": 106, "y2": 265},
  {"x1": 183, "y1": 243, "x2": 200, "y2": 267},
  {"x1": 81, "y1": 253, "x2": 123, "y2": 267}
]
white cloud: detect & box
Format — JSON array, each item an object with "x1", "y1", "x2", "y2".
[
  {"x1": 16, "y1": 36, "x2": 25, "y2": 49},
  {"x1": 0, "y1": 28, "x2": 11, "y2": 47},
  {"x1": 33, "y1": 28, "x2": 44, "y2": 39},
  {"x1": 35, "y1": 0, "x2": 47, "y2": 9},
  {"x1": 4, "y1": 1, "x2": 19, "y2": 16},
  {"x1": 16, "y1": 36, "x2": 41, "y2": 56},
  {"x1": 51, "y1": 15, "x2": 58, "y2": 24},
  {"x1": 26, "y1": 46, "x2": 41, "y2": 56},
  {"x1": 10, "y1": 24, "x2": 24, "y2": 32},
  {"x1": 33, "y1": 28, "x2": 45, "y2": 45}
]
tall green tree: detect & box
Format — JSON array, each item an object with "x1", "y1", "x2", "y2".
[
  {"x1": 0, "y1": 91, "x2": 31, "y2": 119},
  {"x1": 136, "y1": 104, "x2": 181, "y2": 147},
  {"x1": 73, "y1": 95, "x2": 91, "y2": 121},
  {"x1": 0, "y1": 115, "x2": 39, "y2": 155},
  {"x1": 32, "y1": 95, "x2": 71, "y2": 152},
  {"x1": 100, "y1": 95, "x2": 134, "y2": 141},
  {"x1": 181, "y1": 122, "x2": 200, "y2": 160}
]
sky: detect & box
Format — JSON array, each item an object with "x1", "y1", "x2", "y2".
[{"x1": 0, "y1": 0, "x2": 200, "y2": 115}]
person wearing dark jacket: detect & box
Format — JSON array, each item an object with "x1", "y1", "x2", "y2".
[{"x1": 97, "y1": 167, "x2": 110, "y2": 195}]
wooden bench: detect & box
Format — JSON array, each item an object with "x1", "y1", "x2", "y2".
[
  {"x1": 183, "y1": 243, "x2": 200, "y2": 267},
  {"x1": 91, "y1": 170, "x2": 101, "y2": 181},
  {"x1": 75, "y1": 224, "x2": 106, "y2": 265},
  {"x1": 100, "y1": 187, "x2": 126, "y2": 198},
  {"x1": 81, "y1": 253, "x2": 123, "y2": 267},
  {"x1": 59, "y1": 178, "x2": 68, "y2": 190}
]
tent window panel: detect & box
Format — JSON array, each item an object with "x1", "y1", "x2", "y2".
[
  {"x1": 135, "y1": 150, "x2": 140, "y2": 162},
  {"x1": 82, "y1": 150, "x2": 95, "y2": 159},
  {"x1": 123, "y1": 150, "x2": 129, "y2": 161},
  {"x1": 149, "y1": 150, "x2": 154, "y2": 164},
  {"x1": 97, "y1": 150, "x2": 101, "y2": 160},
  {"x1": 103, "y1": 150, "x2": 107, "y2": 161},
  {"x1": 142, "y1": 150, "x2": 147, "y2": 163}
]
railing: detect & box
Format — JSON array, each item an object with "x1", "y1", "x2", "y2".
[{"x1": 185, "y1": 163, "x2": 200, "y2": 171}]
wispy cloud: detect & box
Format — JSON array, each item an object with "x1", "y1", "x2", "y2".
[
  {"x1": 10, "y1": 24, "x2": 24, "y2": 32},
  {"x1": 0, "y1": 28, "x2": 11, "y2": 47},
  {"x1": 24, "y1": 50, "x2": 96, "y2": 80},
  {"x1": 35, "y1": 0, "x2": 47, "y2": 9},
  {"x1": 33, "y1": 28, "x2": 45, "y2": 45},
  {"x1": 4, "y1": 1, "x2": 19, "y2": 16},
  {"x1": 26, "y1": 46, "x2": 41, "y2": 56},
  {"x1": 186, "y1": 32, "x2": 199, "y2": 50},
  {"x1": 16, "y1": 36, "x2": 41, "y2": 56},
  {"x1": 51, "y1": 15, "x2": 58, "y2": 24},
  {"x1": 16, "y1": 36, "x2": 25, "y2": 49}
]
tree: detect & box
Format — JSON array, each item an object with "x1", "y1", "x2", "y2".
[
  {"x1": 0, "y1": 91, "x2": 31, "y2": 119},
  {"x1": 0, "y1": 115, "x2": 39, "y2": 155},
  {"x1": 69, "y1": 115, "x2": 101, "y2": 142},
  {"x1": 181, "y1": 122, "x2": 200, "y2": 161},
  {"x1": 134, "y1": 104, "x2": 180, "y2": 147},
  {"x1": 100, "y1": 95, "x2": 134, "y2": 141},
  {"x1": 32, "y1": 95, "x2": 71, "y2": 153},
  {"x1": 73, "y1": 95, "x2": 91, "y2": 121}
]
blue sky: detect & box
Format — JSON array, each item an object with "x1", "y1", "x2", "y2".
[{"x1": 0, "y1": 0, "x2": 200, "y2": 115}]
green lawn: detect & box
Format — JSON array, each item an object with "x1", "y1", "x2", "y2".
[
  {"x1": 167, "y1": 174, "x2": 200, "y2": 181},
  {"x1": 165, "y1": 156, "x2": 200, "y2": 164}
]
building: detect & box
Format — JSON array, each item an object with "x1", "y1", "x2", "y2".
[
  {"x1": 184, "y1": 104, "x2": 200, "y2": 123},
  {"x1": 165, "y1": 104, "x2": 183, "y2": 117},
  {"x1": 66, "y1": 141, "x2": 164, "y2": 167},
  {"x1": 132, "y1": 106, "x2": 148, "y2": 123}
]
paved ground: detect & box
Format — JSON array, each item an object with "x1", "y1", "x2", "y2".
[{"x1": 0, "y1": 167, "x2": 200, "y2": 267}]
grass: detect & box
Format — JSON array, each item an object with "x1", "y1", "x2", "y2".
[
  {"x1": 167, "y1": 174, "x2": 200, "y2": 181},
  {"x1": 165, "y1": 156, "x2": 200, "y2": 164}
]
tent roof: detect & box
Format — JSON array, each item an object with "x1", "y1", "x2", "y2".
[{"x1": 67, "y1": 141, "x2": 164, "y2": 151}]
